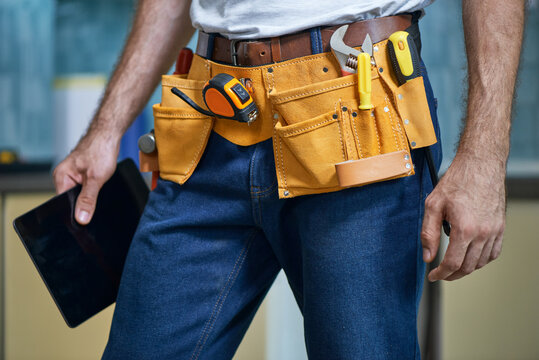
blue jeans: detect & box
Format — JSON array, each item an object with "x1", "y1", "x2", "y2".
[{"x1": 102, "y1": 64, "x2": 442, "y2": 360}]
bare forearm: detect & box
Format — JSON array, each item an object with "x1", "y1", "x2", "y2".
[
  {"x1": 458, "y1": 0, "x2": 525, "y2": 167},
  {"x1": 86, "y1": 0, "x2": 194, "y2": 141},
  {"x1": 421, "y1": 1, "x2": 526, "y2": 281}
]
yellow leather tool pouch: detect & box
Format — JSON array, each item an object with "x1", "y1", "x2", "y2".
[
  {"x1": 268, "y1": 41, "x2": 437, "y2": 198},
  {"x1": 150, "y1": 41, "x2": 437, "y2": 197},
  {"x1": 153, "y1": 74, "x2": 213, "y2": 185}
]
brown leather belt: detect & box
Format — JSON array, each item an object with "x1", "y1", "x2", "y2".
[{"x1": 196, "y1": 14, "x2": 413, "y2": 66}]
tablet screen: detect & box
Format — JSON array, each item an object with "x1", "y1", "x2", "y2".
[{"x1": 13, "y1": 159, "x2": 149, "y2": 327}]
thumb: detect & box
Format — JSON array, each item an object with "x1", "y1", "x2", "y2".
[
  {"x1": 421, "y1": 196, "x2": 443, "y2": 263},
  {"x1": 75, "y1": 176, "x2": 102, "y2": 225}
]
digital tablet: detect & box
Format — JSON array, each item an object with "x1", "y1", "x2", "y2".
[{"x1": 13, "y1": 158, "x2": 149, "y2": 327}]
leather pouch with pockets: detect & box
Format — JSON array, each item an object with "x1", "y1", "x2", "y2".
[
  {"x1": 268, "y1": 39, "x2": 437, "y2": 198},
  {"x1": 153, "y1": 75, "x2": 213, "y2": 185}
]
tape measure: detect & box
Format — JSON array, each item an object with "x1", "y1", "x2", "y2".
[{"x1": 171, "y1": 73, "x2": 258, "y2": 124}]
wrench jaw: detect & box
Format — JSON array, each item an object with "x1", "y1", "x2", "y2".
[
  {"x1": 331, "y1": 25, "x2": 361, "y2": 76},
  {"x1": 331, "y1": 25, "x2": 376, "y2": 74}
]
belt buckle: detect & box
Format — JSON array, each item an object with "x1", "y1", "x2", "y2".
[{"x1": 230, "y1": 40, "x2": 239, "y2": 66}]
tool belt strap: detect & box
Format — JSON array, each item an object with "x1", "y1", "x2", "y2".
[{"x1": 196, "y1": 14, "x2": 414, "y2": 66}]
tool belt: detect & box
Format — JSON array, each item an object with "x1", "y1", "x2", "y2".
[
  {"x1": 151, "y1": 14, "x2": 437, "y2": 198},
  {"x1": 196, "y1": 15, "x2": 418, "y2": 66}
]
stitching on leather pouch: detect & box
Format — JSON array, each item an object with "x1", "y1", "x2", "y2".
[
  {"x1": 186, "y1": 120, "x2": 212, "y2": 176},
  {"x1": 385, "y1": 85, "x2": 407, "y2": 149},
  {"x1": 337, "y1": 98, "x2": 354, "y2": 160},
  {"x1": 161, "y1": 81, "x2": 203, "y2": 89},
  {"x1": 156, "y1": 111, "x2": 209, "y2": 118},
  {"x1": 270, "y1": 52, "x2": 350, "y2": 70},
  {"x1": 269, "y1": 75, "x2": 287, "y2": 193},
  {"x1": 281, "y1": 117, "x2": 337, "y2": 137},
  {"x1": 271, "y1": 56, "x2": 322, "y2": 69},
  {"x1": 265, "y1": 69, "x2": 287, "y2": 192},
  {"x1": 274, "y1": 81, "x2": 356, "y2": 103},
  {"x1": 392, "y1": 105, "x2": 408, "y2": 151},
  {"x1": 334, "y1": 102, "x2": 346, "y2": 161},
  {"x1": 350, "y1": 107, "x2": 363, "y2": 158},
  {"x1": 271, "y1": 70, "x2": 289, "y2": 191},
  {"x1": 373, "y1": 111, "x2": 382, "y2": 155},
  {"x1": 277, "y1": 124, "x2": 288, "y2": 191},
  {"x1": 385, "y1": 97, "x2": 401, "y2": 151}
]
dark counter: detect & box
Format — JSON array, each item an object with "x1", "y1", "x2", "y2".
[{"x1": 0, "y1": 172, "x2": 55, "y2": 192}]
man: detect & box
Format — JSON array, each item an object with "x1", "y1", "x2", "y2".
[{"x1": 53, "y1": 0, "x2": 525, "y2": 358}]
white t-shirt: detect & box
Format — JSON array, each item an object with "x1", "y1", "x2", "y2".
[{"x1": 190, "y1": 0, "x2": 434, "y2": 39}]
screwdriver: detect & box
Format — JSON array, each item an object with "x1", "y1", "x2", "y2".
[{"x1": 358, "y1": 34, "x2": 374, "y2": 110}]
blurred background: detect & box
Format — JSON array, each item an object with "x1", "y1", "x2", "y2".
[{"x1": 0, "y1": 0, "x2": 537, "y2": 359}]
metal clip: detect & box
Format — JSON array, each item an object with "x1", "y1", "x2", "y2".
[{"x1": 230, "y1": 40, "x2": 239, "y2": 66}]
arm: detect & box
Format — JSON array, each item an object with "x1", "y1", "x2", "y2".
[
  {"x1": 53, "y1": 0, "x2": 194, "y2": 224},
  {"x1": 421, "y1": 0, "x2": 526, "y2": 281}
]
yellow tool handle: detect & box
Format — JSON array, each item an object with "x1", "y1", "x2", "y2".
[
  {"x1": 358, "y1": 52, "x2": 373, "y2": 110},
  {"x1": 388, "y1": 31, "x2": 414, "y2": 76},
  {"x1": 387, "y1": 31, "x2": 421, "y2": 85}
]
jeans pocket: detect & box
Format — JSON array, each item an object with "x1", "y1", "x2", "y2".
[{"x1": 153, "y1": 104, "x2": 213, "y2": 185}]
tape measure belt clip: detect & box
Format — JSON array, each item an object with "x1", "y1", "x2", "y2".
[{"x1": 172, "y1": 73, "x2": 259, "y2": 124}]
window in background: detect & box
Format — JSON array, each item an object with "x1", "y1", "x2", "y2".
[{"x1": 0, "y1": 0, "x2": 54, "y2": 162}]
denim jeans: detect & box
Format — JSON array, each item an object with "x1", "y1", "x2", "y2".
[{"x1": 102, "y1": 63, "x2": 442, "y2": 360}]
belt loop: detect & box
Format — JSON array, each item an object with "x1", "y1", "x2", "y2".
[
  {"x1": 230, "y1": 39, "x2": 239, "y2": 65},
  {"x1": 206, "y1": 33, "x2": 216, "y2": 59},
  {"x1": 310, "y1": 27, "x2": 323, "y2": 54},
  {"x1": 270, "y1": 37, "x2": 282, "y2": 63}
]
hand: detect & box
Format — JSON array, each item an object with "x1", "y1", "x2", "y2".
[
  {"x1": 53, "y1": 131, "x2": 121, "y2": 225},
  {"x1": 420, "y1": 153, "x2": 506, "y2": 281}
]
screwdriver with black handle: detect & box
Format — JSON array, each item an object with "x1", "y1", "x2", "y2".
[{"x1": 387, "y1": 31, "x2": 451, "y2": 237}]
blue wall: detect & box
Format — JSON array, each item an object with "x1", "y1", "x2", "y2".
[
  {"x1": 0, "y1": 0, "x2": 54, "y2": 161},
  {"x1": 421, "y1": 0, "x2": 539, "y2": 172}
]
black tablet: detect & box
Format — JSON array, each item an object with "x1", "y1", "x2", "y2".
[{"x1": 13, "y1": 159, "x2": 149, "y2": 328}]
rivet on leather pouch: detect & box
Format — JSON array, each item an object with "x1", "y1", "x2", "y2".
[{"x1": 394, "y1": 76, "x2": 437, "y2": 149}]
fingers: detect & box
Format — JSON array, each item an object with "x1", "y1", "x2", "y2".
[
  {"x1": 429, "y1": 227, "x2": 504, "y2": 282},
  {"x1": 53, "y1": 163, "x2": 81, "y2": 194},
  {"x1": 445, "y1": 238, "x2": 486, "y2": 281},
  {"x1": 75, "y1": 173, "x2": 104, "y2": 225},
  {"x1": 421, "y1": 195, "x2": 443, "y2": 263},
  {"x1": 490, "y1": 233, "x2": 504, "y2": 261},
  {"x1": 53, "y1": 157, "x2": 109, "y2": 226},
  {"x1": 476, "y1": 236, "x2": 496, "y2": 269},
  {"x1": 427, "y1": 228, "x2": 469, "y2": 281}
]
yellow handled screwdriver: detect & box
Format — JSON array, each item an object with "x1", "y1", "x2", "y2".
[
  {"x1": 358, "y1": 34, "x2": 373, "y2": 110},
  {"x1": 330, "y1": 26, "x2": 374, "y2": 110},
  {"x1": 358, "y1": 52, "x2": 373, "y2": 110}
]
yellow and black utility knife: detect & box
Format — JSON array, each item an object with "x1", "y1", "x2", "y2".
[{"x1": 387, "y1": 31, "x2": 421, "y2": 85}]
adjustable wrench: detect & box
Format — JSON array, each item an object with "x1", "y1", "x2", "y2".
[
  {"x1": 330, "y1": 25, "x2": 374, "y2": 109},
  {"x1": 330, "y1": 25, "x2": 374, "y2": 75}
]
